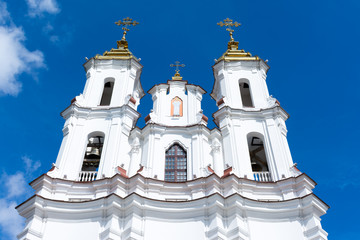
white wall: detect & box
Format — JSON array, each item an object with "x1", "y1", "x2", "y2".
[
  {"x1": 248, "y1": 220, "x2": 304, "y2": 240},
  {"x1": 144, "y1": 220, "x2": 206, "y2": 240},
  {"x1": 42, "y1": 220, "x2": 101, "y2": 240}
]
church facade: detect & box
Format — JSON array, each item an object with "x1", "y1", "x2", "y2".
[{"x1": 16, "y1": 19, "x2": 329, "y2": 240}]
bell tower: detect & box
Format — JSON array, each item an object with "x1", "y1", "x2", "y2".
[
  {"x1": 48, "y1": 18, "x2": 144, "y2": 181},
  {"x1": 211, "y1": 18, "x2": 294, "y2": 181}
]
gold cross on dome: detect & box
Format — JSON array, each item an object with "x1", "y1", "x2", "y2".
[
  {"x1": 115, "y1": 17, "x2": 139, "y2": 41},
  {"x1": 170, "y1": 61, "x2": 185, "y2": 75},
  {"x1": 217, "y1": 18, "x2": 241, "y2": 41}
]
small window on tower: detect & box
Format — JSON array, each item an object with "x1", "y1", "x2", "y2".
[
  {"x1": 100, "y1": 81, "x2": 114, "y2": 106},
  {"x1": 239, "y1": 81, "x2": 253, "y2": 107},
  {"x1": 171, "y1": 97, "x2": 183, "y2": 117}
]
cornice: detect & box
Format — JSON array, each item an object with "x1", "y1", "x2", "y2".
[
  {"x1": 26, "y1": 172, "x2": 322, "y2": 208},
  {"x1": 60, "y1": 103, "x2": 140, "y2": 120},
  {"x1": 212, "y1": 105, "x2": 289, "y2": 124},
  {"x1": 83, "y1": 57, "x2": 143, "y2": 73},
  {"x1": 139, "y1": 122, "x2": 215, "y2": 137},
  {"x1": 147, "y1": 81, "x2": 206, "y2": 95},
  {"x1": 31, "y1": 169, "x2": 316, "y2": 188},
  {"x1": 212, "y1": 58, "x2": 269, "y2": 74},
  {"x1": 186, "y1": 84, "x2": 207, "y2": 94},
  {"x1": 17, "y1": 191, "x2": 328, "y2": 221}
]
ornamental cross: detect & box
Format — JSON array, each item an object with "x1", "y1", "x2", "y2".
[
  {"x1": 217, "y1": 18, "x2": 241, "y2": 41},
  {"x1": 115, "y1": 17, "x2": 139, "y2": 40},
  {"x1": 170, "y1": 61, "x2": 185, "y2": 74}
]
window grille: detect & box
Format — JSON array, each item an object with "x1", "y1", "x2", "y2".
[{"x1": 165, "y1": 144, "x2": 187, "y2": 182}]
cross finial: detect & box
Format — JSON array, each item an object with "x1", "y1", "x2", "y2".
[
  {"x1": 170, "y1": 61, "x2": 185, "y2": 75},
  {"x1": 217, "y1": 18, "x2": 241, "y2": 42},
  {"x1": 115, "y1": 17, "x2": 139, "y2": 41}
]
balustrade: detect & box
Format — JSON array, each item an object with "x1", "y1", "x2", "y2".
[
  {"x1": 78, "y1": 171, "x2": 97, "y2": 182},
  {"x1": 253, "y1": 171, "x2": 272, "y2": 182}
]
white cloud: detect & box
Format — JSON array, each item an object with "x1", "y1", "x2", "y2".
[
  {"x1": 0, "y1": 199, "x2": 24, "y2": 240},
  {"x1": 49, "y1": 34, "x2": 60, "y2": 43},
  {"x1": 0, "y1": 157, "x2": 36, "y2": 239},
  {"x1": 42, "y1": 22, "x2": 54, "y2": 33},
  {"x1": 22, "y1": 156, "x2": 41, "y2": 175},
  {"x1": 0, "y1": 26, "x2": 45, "y2": 95},
  {"x1": 0, "y1": 171, "x2": 29, "y2": 239},
  {"x1": 26, "y1": 0, "x2": 60, "y2": 17},
  {"x1": 42, "y1": 22, "x2": 60, "y2": 44},
  {"x1": 0, "y1": 1, "x2": 45, "y2": 96},
  {"x1": 3, "y1": 172, "x2": 28, "y2": 198},
  {"x1": 0, "y1": 1, "x2": 10, "y2": 24}
]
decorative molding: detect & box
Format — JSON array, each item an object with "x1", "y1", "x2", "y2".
[{"x1": 26, "y1": 172, "x2": 321, "y2": 204}]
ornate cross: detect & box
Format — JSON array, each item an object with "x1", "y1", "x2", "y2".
[
  {"x1": 217, "y1": 18, "x2": 241, "y2": 41},
  {"x1": 170, "y1": 61, "x2": 185, "y2": 75},
  {"x1": 115, "y1": 17, "x2": 139, "y2": 41}
]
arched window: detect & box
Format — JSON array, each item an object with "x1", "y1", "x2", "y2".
[
  {"x1": 171, "y1": 97, "x2": 183, "y2": 117},
  {"x1": 165, "y1": 144, "x2": 187, "y2": 182},
  {"x1": 79, "y1": 135, "x2": 104, "y2": 181},
  {"x1": 239, "y1": 81, "x2": 253, "y2": 107},
  {"x1": 100, "y1": 80, "x2": 114, "y2": 106},
  {"x1": 247, "y1": 134, "x2": 272, "y2": 181}
]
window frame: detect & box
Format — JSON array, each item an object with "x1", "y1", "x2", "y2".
[
  {"x1": 165, "y1": 144, "x2": 187, "y2": 182},
  {"x1": 170, "y1": 97, "x2": 183, "y2": 117}
]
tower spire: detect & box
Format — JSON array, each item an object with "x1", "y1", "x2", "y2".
[
  {"x1": 95, "y1": 18, "x2": 140, "y2": 60},
  {"x1": 215, "y1": 19, "x2": 259, "y2": 63}
]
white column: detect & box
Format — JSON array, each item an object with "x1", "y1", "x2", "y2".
[
  {"x1": 129, "y1": 137, "x2": 141, "y2": 176},
  {"x1": 211, "y1": 139, "x2": 223, "y2": 176}
]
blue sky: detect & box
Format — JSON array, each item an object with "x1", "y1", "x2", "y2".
[{"x1": 0, "y1": 0, "x2": 359, "y2": 239}]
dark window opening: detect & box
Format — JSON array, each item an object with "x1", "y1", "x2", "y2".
[
  {"x1": 82, "y1": 136, "x2": 104, "y2": 171},
  {"x1": 248, "y1": 136, "x2": 269, "y2": 172},
  {"x1": 240, "y1": 82, "x2": 253, "y2": 107},
  {"x1": 100, "y1": 81, "x2": 114, "y2": 106}
]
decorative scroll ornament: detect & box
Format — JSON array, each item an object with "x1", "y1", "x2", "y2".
[
  {"x1": 131, "y1": 137, "x2": 141, "y2": 154},
  {"x1": 211, "y1": 140, "x2": 221, "y2": 153},
  {"x1": 170, "y1": 61, "x2": 185, "y2": 80}
]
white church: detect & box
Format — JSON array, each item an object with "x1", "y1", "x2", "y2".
[{"x1": 16, "y1": 18, "x2": 329, "y2": 240}]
